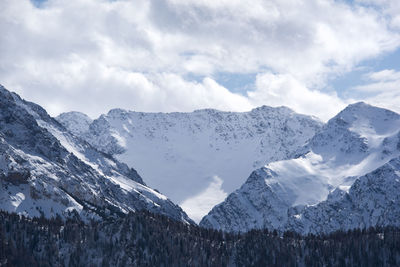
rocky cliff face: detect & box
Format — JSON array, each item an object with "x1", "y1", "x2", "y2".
[
  {"x1": 201, "y1": 102, "x2": 400, "y2": 233},
  {"x1": 0, "y1": 85, "x2": 192, "y2": 224}
]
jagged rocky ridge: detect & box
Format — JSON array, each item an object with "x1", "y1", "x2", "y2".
[
  {"x1": 58, "y1": 106, "x2": 322, "y2": 221},
  {"x1": 201, "y1": 102, "x2": 400, "y2": 233},
  {"x1": 0, "y1": 85, "x2": 192, "y2": 223}
]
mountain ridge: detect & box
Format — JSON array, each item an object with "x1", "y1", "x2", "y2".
[
  {"x1": 58, "y1": 103, "x2": 323, "y2": 221},
  {"x1": 200, "y1": 101, "x2": 400, "y2": 233},
  {"x1": 0, "y1": 84, "x2": 192, "y2": 224}
]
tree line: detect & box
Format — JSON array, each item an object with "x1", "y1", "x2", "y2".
[{"x1": 0, "y1": 210, "x2": 399, "y2": 266}]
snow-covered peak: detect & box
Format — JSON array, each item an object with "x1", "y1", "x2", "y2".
[
  {"x1": 106, "y1": 108, "x2": 131, "y2": 119},
  {"x1": 328, "y1": 101, "x2": 400, "y2": 136},
  {"x1": 251, "y1": 105, "x2": 293, "y2": 114},
  {"x1": 57, "y1": 111, "x2": 93, "y2": 137},
  {"x1": 307, "y1": 102, "x2": 400, "y2": 165}
]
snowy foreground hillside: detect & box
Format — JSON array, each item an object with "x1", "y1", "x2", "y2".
[
  {"x1": 58, "y1": 106, "x2": 322, "y2": 221},
  {"x1": 201, "y1": 102, "x2": 400, "y2": 233},
  {"x1": 0, "y1": 85, "x2": 192, "y2": 223}
]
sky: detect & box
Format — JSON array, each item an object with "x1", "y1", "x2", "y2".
[{"x1": 1, "y1": 0, "x2": 400, "y2": 121}]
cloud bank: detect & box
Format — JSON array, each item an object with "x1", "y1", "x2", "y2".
[{"x1": 1, "y1": 0, "x2": 400, "y2": 121}]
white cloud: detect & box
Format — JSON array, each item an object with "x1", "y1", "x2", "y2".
[
  {"x1": 366, "y1": 69, "x2": 400, "y2": 82},
  {"x1": 355, "y1": 0, "x2": 400, "y2": 29},
  {"x1": 352, "y1": 69, "x2": 400, "y2": 114},
  {"x1": 0, "y1": 0, "x2": 399, "y2": 120},
  {"x1": 2, "y1": 56, "x2": 253, "y2": 117},
  {"x1": 248, "y1": 72, "x2": 348, "y2": 121}
]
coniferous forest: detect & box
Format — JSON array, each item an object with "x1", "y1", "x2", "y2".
[{"x1": 0, "y1": 210, "x2": 399, "y2": 267}]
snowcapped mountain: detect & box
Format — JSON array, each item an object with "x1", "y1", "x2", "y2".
[
  {"x1": 58, "y1": 106, "x2": 322, "y2": 222},
  {"x1": 0, "y1": 85, "x2": 192, "y2": 223},
  {"x1": 3, "y1": 83, "x2": 398, "y2": 235},
  {"x1": 200, "y1": 102, "x2": 400, "y2": 233}
]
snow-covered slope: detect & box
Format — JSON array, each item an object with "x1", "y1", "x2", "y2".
[
  {"x1": 287, "y1": 155, "x2": 400, "y2": 233},
  {"x1": 58, "y1": 107, "x2": 322, "y2": 222},
  {"x1": 0, "y1": 85, "x2": 192, "y2": 223},
  {"x1": 200, "y1": 102, "x2": 400, "y2": 233}
]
